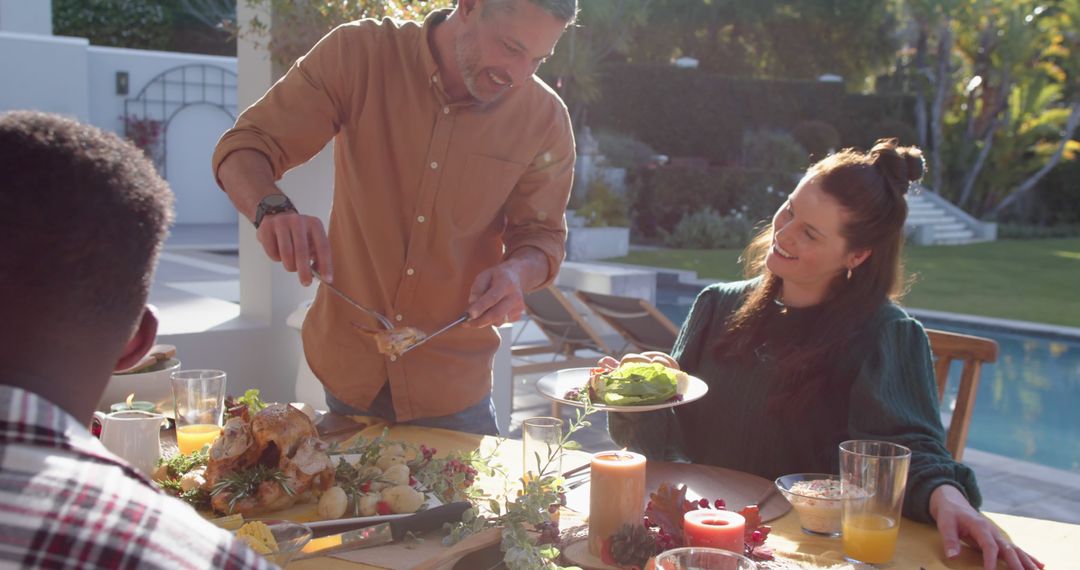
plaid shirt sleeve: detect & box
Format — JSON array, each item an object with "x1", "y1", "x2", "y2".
[{"x1": 0, "y1": 387, "x2": 279, "y2": 570}]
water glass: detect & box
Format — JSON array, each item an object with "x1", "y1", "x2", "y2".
[
  {"x1": 170, "y1": 369, "x2": 226, "y2": 455},
  {"x1": 653, "y1": 547, "x2": 757, "y2": 570},
  {"x1": 522, "y1": 416, "x2": 563, "y2": 480},
  {"x1": 839, "y1": 440, "x2": 912, "y2": 565}
]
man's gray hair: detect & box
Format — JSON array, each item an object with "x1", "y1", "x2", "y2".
[{"x1": 483, "y1": 0, "x2": 578, "y2": 25}]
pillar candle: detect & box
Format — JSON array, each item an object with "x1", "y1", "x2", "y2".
[
  {"x1": 683, "y1": 508, "x2": 745, "y2": 552},
  {"x1": 588, "y1": 450, "x2": 646, "y2": 556}
]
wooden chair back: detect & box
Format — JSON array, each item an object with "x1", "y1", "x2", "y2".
[{"x1": 926, "y1": 328, "x2": 998, "y2": 462}]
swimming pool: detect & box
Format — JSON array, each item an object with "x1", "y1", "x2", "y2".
[{"x1": 656, "y1": 285, "x2": 1080, "y2": 473}]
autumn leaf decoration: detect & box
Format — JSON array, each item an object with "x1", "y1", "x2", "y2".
[{"x1": 632, "y1": 483, "x2": 774, "y2": 562}]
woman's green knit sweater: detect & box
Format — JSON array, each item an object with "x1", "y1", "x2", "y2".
[{"x1": 609, "y1": 279, "x2": 981, "y2": 522}]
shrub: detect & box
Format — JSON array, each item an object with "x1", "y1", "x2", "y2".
[
  {"x1": 741, "y1": 130, "x2": 809, "y2": 172},
  {"x1": 663, "y1": 208, "x2": 754, "y2": 249},
  {"x1": 577, "y1": 180, "x2": 629, "y2": 228},
  {"x1": 588, "y1": 63, "x2": 917, "y2": 165},
  {"x1": 596, "y1": 130, "x2": 658, "y2": 170},
  {"x1": 53, "y1": 0, "x2": 174, "y2": 50},
  {"x1": 998, "y1": 223, "x2": 1080, "y2": 239},
  {"x1": 869, "y1": 118, "x2": 919, "y2": 148},
  {"x1": 631, "y1": 166, "x2": 790, "y2": 239},
  {"x1": 792, "y1": 120, "x2": 841, "y2": 161}
]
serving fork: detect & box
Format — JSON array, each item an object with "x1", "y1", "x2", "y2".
[{"x1": 310, "y1": 268, "x2": 395, "y2": 331}]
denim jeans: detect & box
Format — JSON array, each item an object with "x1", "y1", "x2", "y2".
[{"x1": 325, "y1": 382, "x2": 499, "y2": 436}]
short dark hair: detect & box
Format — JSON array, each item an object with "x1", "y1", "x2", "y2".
[
  {"x1": 0, "y1": 111, "x2": 173, "y2": 332},
  {"x1": 483, "y1": 0, "x2": 578, "y2": 25}
]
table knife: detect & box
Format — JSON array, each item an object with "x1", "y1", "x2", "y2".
[{"x1": 299, "y1": 501, "x2": 471, "y2": 558}]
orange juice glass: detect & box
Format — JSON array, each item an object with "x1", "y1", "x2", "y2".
[
  {"x1": 839, "y1": 440, "x2": 911, "y2": 565},
  {"x1": 176, "y1": 423, "x2": 222, "y2": 455},
  {"x1": 842, "y1": 513, "x2": 900, "y2": 564},
  {"x1": 170, "y1": 369, "x2": 226, "y2": 456}
]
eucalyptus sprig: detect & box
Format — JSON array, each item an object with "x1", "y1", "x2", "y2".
[{"x1": 444, "y1": 403, "x2": 597, "y2": 570}]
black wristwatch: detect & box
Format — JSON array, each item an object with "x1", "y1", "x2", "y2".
[{"x1": 253, "y1": 194, "x2": 297, "y2": 229}]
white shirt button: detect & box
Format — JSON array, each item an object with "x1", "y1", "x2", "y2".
[
  {"x1": 395, "y1": 314, "x2": 403, "y2": 322},
  {"x1": 390, "y1": 355, "x2": 397, "y2": 362},
  {"x1": 443, "y1": 106, "x2": 450, "y2": 114},
  {"x1": 417, "y1": 215, "x2": 426, "y2": 223},
  {"x1": 406, "y1": 268, "x2": 415, "y2": 276},
  {"x1": 430, "y1": 161, "x2": 438, "y2": 169}
]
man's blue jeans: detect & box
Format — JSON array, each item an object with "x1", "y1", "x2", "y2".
[{"x1": 325, "y1": 382, "x2": 499, "y2": 436}]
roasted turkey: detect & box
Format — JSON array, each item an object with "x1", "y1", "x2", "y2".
[{"x1": 205, "y1": 403, "x2": 334, "y2": 515}]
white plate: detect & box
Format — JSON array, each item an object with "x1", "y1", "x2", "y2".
[
  {"x1": 304, "y1": 453, "x2": 443, "y2": 530},
  {"x1": 535, "y1": 367, "x2": 709, "y2": 413}
]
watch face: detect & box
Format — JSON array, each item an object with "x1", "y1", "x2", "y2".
[{"x1": 264, "y1": 194, "x2": 289, "y2": 207}]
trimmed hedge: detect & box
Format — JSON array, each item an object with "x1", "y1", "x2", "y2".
[
  {"x1": 590, "y1": 63, "x2": 916, "y2": 164},
  {"x1": 631, "y1": 166, "x2": 793, "y2": 238}
]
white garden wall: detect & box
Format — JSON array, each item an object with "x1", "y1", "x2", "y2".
[{"x1": 0, "y1": 32, "x2": 238, "y2": 225}]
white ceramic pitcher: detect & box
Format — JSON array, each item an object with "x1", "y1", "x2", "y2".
[{"x1": 92, "y1": 409, "x2": 165, "y2": 476}]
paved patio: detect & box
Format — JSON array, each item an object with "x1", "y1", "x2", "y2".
[{"x1": 151, "y1": 224, "x2": 1080, "y2": 525}]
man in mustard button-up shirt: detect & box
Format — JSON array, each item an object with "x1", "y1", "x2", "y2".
[{"x1": 212, "y1": 0, "x2": 577, "y2": 434}]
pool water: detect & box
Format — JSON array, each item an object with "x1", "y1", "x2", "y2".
[{"x1": 657, "y1": 286, "x2": 1080, "y2": 473}]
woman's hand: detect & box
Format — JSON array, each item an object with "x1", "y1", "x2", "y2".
[{"x1": 930, "y1": 484, "x2": 1043, "y2": 570}]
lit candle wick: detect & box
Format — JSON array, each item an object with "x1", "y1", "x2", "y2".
[{"x1": 125, "y1": 393, "x2": 135, "y2": 408}]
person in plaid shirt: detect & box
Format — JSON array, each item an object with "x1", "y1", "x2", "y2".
[{"x1": 0, "y1": 111, "x2": 277, "y2": 569}]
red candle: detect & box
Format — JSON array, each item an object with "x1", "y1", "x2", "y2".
[{"x1": 683, "y1": 508, "x2": 745, "y2": 553}]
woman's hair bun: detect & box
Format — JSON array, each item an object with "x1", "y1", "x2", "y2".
[{"x1": 870, "y1": 138, "x2": 924, "y2": 195}]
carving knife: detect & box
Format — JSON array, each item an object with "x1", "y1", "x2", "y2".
[{"x1": 298, "y1": 501, "x2": 471, "y2": 558}]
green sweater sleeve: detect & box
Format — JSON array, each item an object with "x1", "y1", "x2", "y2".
[
  {"x1": 847, "y1": 314, "x2": 982, "y2": 522},
  {"x1": 606, "y1": 285, "x2": 720, "y2": 462}
]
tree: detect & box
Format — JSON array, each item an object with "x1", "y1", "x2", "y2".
[
  {"x1": 538, "y1": 0, "x2": 651, "y2": 127},
  {"x1": 235, "y1": 0, "x2": 453, "y2": 67},
  {"x1": 624, "y1": 0, "x2": 899, "y2": 86},
  {"x1": 897, "y1": 0, "x2": 1080, "y2": 217}
]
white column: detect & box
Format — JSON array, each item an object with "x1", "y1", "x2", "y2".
[{"x1": 233, "y1": 0, "x2": 334, "y2": 402}]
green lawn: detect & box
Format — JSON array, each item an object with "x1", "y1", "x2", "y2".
[{"x1": 606, "y1": 238, "x2": 1080, "y2": 327}]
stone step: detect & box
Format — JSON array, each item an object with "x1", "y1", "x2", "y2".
[
  {"x1": 907, "y1": 215, "x2": 955, "y2": 225},
  {"x1": 936, "y1": 222, "x2": 968, "y2": 232},
  {"x1": 935, "y1": 229, "x2": 976, "y2": 240}
]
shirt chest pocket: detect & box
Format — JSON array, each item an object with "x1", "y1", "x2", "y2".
[{"x1": 448, "y1": 153, "x2": 527, "y2": 231}]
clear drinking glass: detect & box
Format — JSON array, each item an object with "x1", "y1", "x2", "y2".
[
  {"x1": 170, "y1": 369, "x2": 226, "y2": 455},
  {"x1": 839, "y1": 440, "x2": 912, "y2": 566},
  {"x1": 652, "y1": 546, "x2": 758, "y2": 570},
  {"x1": 521, "y1": 416, "x2": 564, "y2": 480}
]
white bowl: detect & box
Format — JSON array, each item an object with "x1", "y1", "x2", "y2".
[{"x1": 98, "y1": 358, "x2": 181, "y2": 416}]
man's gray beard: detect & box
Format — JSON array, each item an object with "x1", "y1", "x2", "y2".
[{"x1": 454, "y1": 32, "x2": 482, "y2": 101}]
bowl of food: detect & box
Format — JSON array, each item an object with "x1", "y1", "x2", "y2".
[
  {"x1": 235, "y1": 520, "x2": 313, "y2": 566},
  {"x1": 775, "y1": 473, "x2": 844, "y2": 536}
]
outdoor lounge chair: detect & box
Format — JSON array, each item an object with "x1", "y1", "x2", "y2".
[
  {"x1": 512, "y1": 286, "x2": 624, "y2": 416},
  {"x1": 512, "y1": 285, "x2": 615, "y2": 376},
  {"x1": 574, "y1": 290, "x2": 680, "y2": 354},
  {"x1": 926, "y1": 328, "x2": 999, "y2": 462}
]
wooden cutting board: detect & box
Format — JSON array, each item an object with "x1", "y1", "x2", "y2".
[{"x1": 326, "y1": 526, "x2": 502, "y2": 570}]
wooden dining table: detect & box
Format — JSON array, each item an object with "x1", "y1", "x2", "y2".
[{"x1": 269, "y1": 417, "x2": 1077, "y2": 570}]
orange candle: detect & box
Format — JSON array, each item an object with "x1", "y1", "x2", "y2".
[
  {"x1": 684, "y1": 509, "x2": 745, "y2": 553},
  {"x1": 588, "y1": 450, "x2": 646, "y2": 556}
]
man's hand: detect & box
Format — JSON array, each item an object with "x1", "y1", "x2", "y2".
[
  {"x1": 464, "y1": 262, "x2": 526, "y2": 328},
  {"x1": 465, "y1": 247, "x2": 550, "y2": 328},
  {"x1": 930, "y1": 484, "x2": 1043, "y2": 570},
  {"x1": 255, "y1": 211, "x2": 332, "y2": 286}
]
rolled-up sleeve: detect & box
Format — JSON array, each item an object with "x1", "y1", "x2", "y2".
[
  {"x1": 501, "y1": 100, "x2": 574, "y2": 290},
  {"x1": 212, "y1": 23, "x2": 363, "y2": 185},
  {"x1": 848, "y1": 317, "x2": 982, "y2": 522}
]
